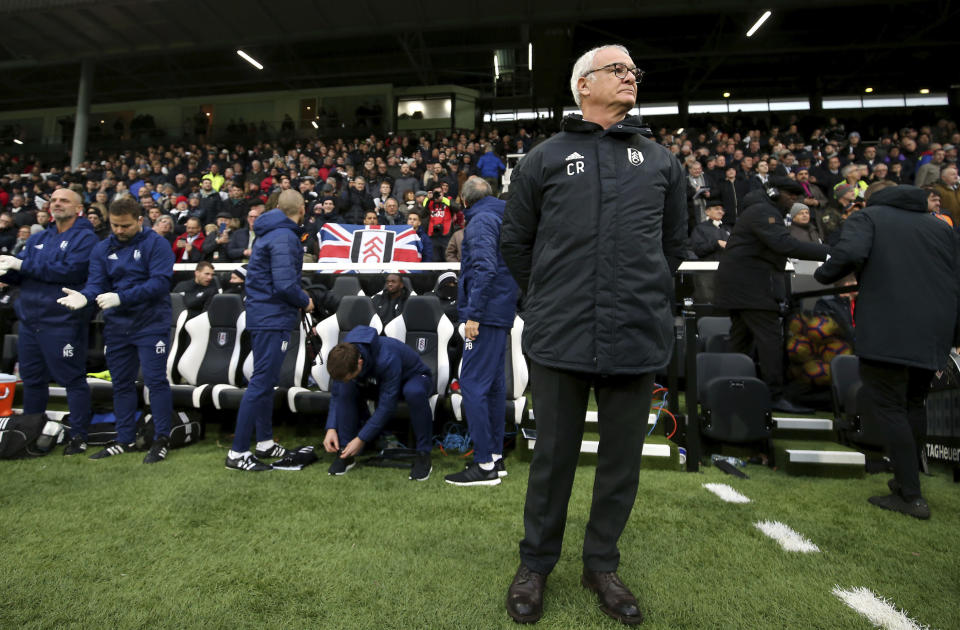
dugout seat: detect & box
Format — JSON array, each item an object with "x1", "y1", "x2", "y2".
[
  {"x1": 167, "y1": 293, "x2": 189, "y2": 384},
  {"x1": 383, "y1": 296, "x2": 455, "y2": 417},
  {"x1": 220, "y1": 319, "x2": 312, "y2": 411},
  {"x1": 831, "y1": 354, "x2": 885, "y2": 449},
  {"x1": 697, "y1": 316, "x2": 733, "y2": 353},
  {"x1": 331, "y1": 276, "x2": 364, "y2": 299},
  {"x1": 449, "y1": 315, "x2": 529, "y2": 428},
  {"x1": 161, "y1": 293, "x2": 245, "y2": 409},
  {"x1": 697, "y1": 352, "x2": 773, "y2": 443}
]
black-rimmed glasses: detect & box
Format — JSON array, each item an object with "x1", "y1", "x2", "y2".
[{"x1": 582, "y1": 62, "x2": 645, "y2": 83}]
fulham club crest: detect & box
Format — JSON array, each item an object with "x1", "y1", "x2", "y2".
[
  {"x1": 217, "y1": 332, "x2": 228, "y2": 346},
  {"x1": 627, "y1": 148, "x2": 644, "y2": 166}
]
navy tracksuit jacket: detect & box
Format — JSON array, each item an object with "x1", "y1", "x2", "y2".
[
  {"x1": 326, "y1": 326, "x2": 434, "y2": 453},
  {"x1": 1, "y1": 217, "x2": 98, "y2": 439},
  {"x1": 81, "y1": 226, "x2": 174, "y2": 443},
  {"x1": 457, "y1": 195, "x2": 518, "y2": 463},
  {"x1": 232, "y1": 209, "x2": 310, "y2": 452}
]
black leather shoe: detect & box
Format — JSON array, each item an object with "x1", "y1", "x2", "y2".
[
  {"x1": 771, "y1": 398, "x2": 814, "y2": 414},
  {"x1": 868, "y1": 493, "x2": 930, "y2": 520},
  {"x1": 581, "y1": 568, "x2": 644, "y2": 625},
  {"x1": 506, "y1": 564, "x2": 546, "y2": 624}
]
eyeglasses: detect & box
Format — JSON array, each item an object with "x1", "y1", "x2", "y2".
[{"x1": 582, "y1": 62, "x2": 645, "y2": 83}]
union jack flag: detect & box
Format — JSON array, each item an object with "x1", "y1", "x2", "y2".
[{"x1": 318, "y1": 223, "x2": 423, "y2": 266}]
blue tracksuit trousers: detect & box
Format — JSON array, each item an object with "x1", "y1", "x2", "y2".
[
  {"x1": 232, "y1": 329, "x2": 289, "y2": 452},
  {"x1": 459, "y1": 324, "x2": 508, "y2": 464},
  {"x1": 19, "y1": 324, "x2": 92, "y2": 439},
  {"x1": 105, "y1": 330, "x2": 172, "y2": 444},
  {"x1": 330, "y1": 374, "x2": 434, "y2": 453}
]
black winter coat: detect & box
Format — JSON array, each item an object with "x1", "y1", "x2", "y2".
[
  {"x1": 501, "y1": 114, "x2": 687, "y2": 375},
  {"x1": 715, "y1": 190, "x2": 829, "y2": 311},
  {"x1": 815, "y1": 186, "x2": 960, "y2": 370},
  {"x1": 690, "y1": 220, "x2": 731, "y2": 260}
]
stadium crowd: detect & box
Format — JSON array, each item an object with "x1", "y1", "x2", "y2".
[{"x1": 0, "y1": 114, "x2": 957, "y2": 266}]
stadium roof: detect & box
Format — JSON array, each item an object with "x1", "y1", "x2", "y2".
[{"x1": 0, "y1": 0, "x2": 956, "y2": 112}]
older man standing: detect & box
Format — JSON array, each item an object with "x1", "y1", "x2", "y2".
[{"x1": 501, "y1": 44, "x2": 686, "y2": 625}]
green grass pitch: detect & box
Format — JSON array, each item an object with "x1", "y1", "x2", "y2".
[{"x1": 1, "y1": 428, "x2": 957, "y2": 629}]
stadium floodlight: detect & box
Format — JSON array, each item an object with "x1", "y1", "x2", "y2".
[
  {"x1": 864, "y1": 87, "x2": 873, "y2": 93},
  {"x1": 723, "y1": 92, "x2": 731, "y2": 98},
  {"x1": 494, "y1": 54, "x2": 500, "y2": 80},
  {"x1": 13, "y1": 139, "x2": 23, "y2": 145},
  {"x1": 920, "y1": 88, "x2": 930, "y2": 94},
  {"x1": 528, "y1": 43, "x2": 533, "y2": 71},
  {"x1": 746, "y1": 11, "x2": 771, "y2": 37},
  {"x1": 311, "y1": 120, "x2": 319, "y2": 129},
  {"x1": 236, "y1": 50, "x2": 264, "y2": 70}
]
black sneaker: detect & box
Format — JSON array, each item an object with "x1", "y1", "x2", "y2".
[
  {"x1": 254, "y1": 443, "x2": 289, "y2": 459},
  {"x1": 89, "y1": 442, "x2": 135, "y2": 460},
  {"x1": 868, "y1": 493, "x2": 931, "y2": 520},
  {"x1": 328, "y1": 456, "x2": 356, "y2": 476},
  {"x1": 63, "y1": 435, "x2": 87, "y2": 456},
  {"x1": 495, "y1": 458, "x2": 508, "y2": 478},
  {"x1": 143, "y1": 436, "x2": 169, "y2": 464},
  {"x1": 225, "y1": 452, "x2": 272, "y2": 472},
  {"x1": 409, "y1": 452, "x2": 432, "y2": 481},
  {"x1": 445, "y1": 462, "x2": 501, "y2": 486}
]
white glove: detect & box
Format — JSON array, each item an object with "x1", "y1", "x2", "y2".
[
  {"x1": 57, "y1": 288, "x2": 88, "y2": 311},
  {"x1": 96, "y1": 292, "x2": 121, "y2": 310},
  {"x1": 0, "y1": 255, "x2": 22, "y2": 272}
]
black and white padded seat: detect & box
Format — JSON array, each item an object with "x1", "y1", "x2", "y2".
[
  {"x1": 450, "y1": 315, "x2": 528, "y2": 427},
  {"x1": 160, "y1": 293, "x2": 245, "y2": 409},
  {"x1": 383, "y1": 295, "x2": 455, "y2": 417},
  {"x1": 330, "y1": 275, "x2": 365, "y2": 299},
  {"x1": 286, "y1": 296, "x2": 383, "y2": 414},
  {"x1": 224, "y1": 320, "x2": 311, "y2": 411},
  {"x1": 696, "y1": 352, "x2": 773, "y2": 444},
  {"x1": 831, "y1": 354, "x2": 885, "y2": 449},
  {"x1": 166, "y1": 292, "x2": 189, "y2": 384}
]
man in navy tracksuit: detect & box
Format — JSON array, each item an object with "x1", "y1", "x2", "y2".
[
  {"x1": 444, "y1": 176, "x2": 518, "y2": 487},
  {"x1": 322, "y1": 325, "x2": 434, "y2": 481},
  {"x1": 58, "y1": 197, "x2": 175, "y2": 464},
  {"x1": 0, "y1": 188, "x2": 98, "y2": 455},
  {"x1": 225, "y1": 190, "x2": 313, "y2": 472}
]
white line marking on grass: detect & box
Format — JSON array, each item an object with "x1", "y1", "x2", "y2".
[
  {"x1": 754, "y1": 520, "x2": 820, "y2": 553},
  {"x1": 702, "y1": 483, "x2": 751, "y2": 503},
  {"x1": 832, "y1": 586, "x2": 929, "y2": 630}
]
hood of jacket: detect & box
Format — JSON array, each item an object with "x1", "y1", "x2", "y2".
[
  {"x1": 253, "y1": 207, "x2": 303, "y2": 237},
  {"x1": 560, "y1": 114, "x2": 653, "y2": 138},
  {"x1": 463, "y1": 195, "x2": 504, "y2": 223},
  {"x1": 866, "y1": 185, "x2": 928, "y2": 213},
  {"x1": 343, "y1": 325, "x2": 379, "y2": 377}
]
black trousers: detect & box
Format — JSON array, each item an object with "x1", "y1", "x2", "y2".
[
  {"x1": 729, "y1": 309, "x2": 784, "y2": 399},
  {"x1": 519, "y1": 361, "x2": 655, "y2": 575},
  {"x1": 859, "y1": 358, "x2": 934, "y2": 501}
]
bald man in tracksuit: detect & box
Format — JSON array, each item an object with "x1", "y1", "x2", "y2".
[
  {"x1": 59, "y1": 198, "x2": 175, "y2": 464},
  {"x1": 0, "y1": 188, "x2": 98, "y2": 455}
]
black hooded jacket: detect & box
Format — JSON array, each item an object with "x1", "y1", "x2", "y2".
[
  {"x1": 501, "y1": 114, "x2": 687, "y2": 375},
  {"x1": 715, "y1": 189, "x2": 830, "y2": 311},
  {"x1": 815, "y1": 185, "x2": 960, "y2": 370}
]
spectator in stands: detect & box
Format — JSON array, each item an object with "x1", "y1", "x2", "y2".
[
  {"x1": 173, "y1": 216, "x2": 205, "y2": 263},
  {"x1": 932, "y1": 165, "x2": 959, "y2": 225},
  {"x1": 815, "y1": 185, "x2": 960, "y2": 520},
  {"x1": 0, "y1": 188, "x2": 97, "y2": 456},
  {"x1": 197, "y1": 177, "x2": 222, "y2": 225},
  {"x1": 379, "y1": 197, "x2": 405, "y2": 225},
  {"x1": 299, "y1": 228, "x2": 319, "y2": 263},
  {"x1": 373, "y1": 181, "x2": 394, "y2": 211},
  {"x1": 501, "y1": 44, "x2": 686, "y2": 626},
  {"x1": 686, "y1": 161, "x2": 711, "y2": 230},
  {"x1": 822, "y1": 183, "x2": 862, "y2": 245},
  {"x1": 445, "y1": 176, "x2": 518, "y2": 486},
  {"x1": 58, "y1": 197, "x2": 175, "y2": 464},
  {"x1": 226, "y1": 190, "x2": 313, "y2": 472},
  {"x1": 867, "y1": 162, "x2": 889, "y2": 183},
  {"x1": 201, "y1": 211, "x2": 234, "y2": 262},
  {"x1": 371, "y1": 273, "x2": 409, "y2": 325},
  {"x1": 362, "y1": 210, "x2": 379, "y2": 226},
  {"x1": 689, "y1": 201, "x2": 730, "y2": 304},
  {"x1": 915, "y1": 148, "x2": 945, "y2": 189},
  {"x1": 715, "y1": 176, "x2": 830, "y2": 414},
  {"x1": 788, "y1": 203, "x2": 821, "y2": 243},
  {"x1": 425, "y1": 271, "x2": 458, "y2": 323},
  {"x1": 394, "y1": 162, "x2": 419, "y2": 201},
  {"x1": 424, "y1": 184, "x2": 461, "y2": 261},
  {"x1": 173, "y1": 260, "x2": 220, "y2": 319},
  {"x1": 8, "y1": 194, "x2": 33, "y2": 227},
  {"x1": 30, "y1": 209, "x2": 50, "y2": 235},
  {"x1": 227, "y1": 202, "x2": 262, "y2": 262},
  {"x1": 445, "y1": 228, "x2": 463, "y2": 262},
  {"x1": 322, "y1": 325, "x2": 434, "y2": 480},
  {"x1": 222, "y1": 183, "x2": 248, "y2": 220},
  {"x1": 339, "y1": 176, "x2": 375, "y2": 224},
  {"x1": 476, "y1": 143, "x2": 505, "y2": 193},
  {"x1": 85, "y1": 208, "x2": 111, "y2": 240},
  {"x1": 926, "y1": 190, "x2": 953, "y2": 228},
  {"x1": 11, "y1": 226, "x2": 31, "y2": 255},
  {"x1": 201, "y1": 163, "x2": 225, "y2": 192},
  {"x1": 718, "y1": 166, "x2": 744, "y2": 223},
  {"x1": 152, "y1": 214, "x2": 176, "y2": 247},
  {"x1": 407, "y1": 211, "x2": 432, "y2": 262},
  {"x1": 833, "y1": 163, "x2": 867, "y2": 200}
]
